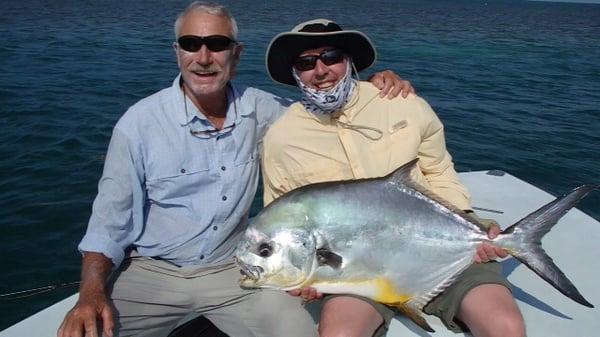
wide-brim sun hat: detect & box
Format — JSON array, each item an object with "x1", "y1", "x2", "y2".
[{"x1": 266, "y1": 19, "x2": 377, "y2": 86}]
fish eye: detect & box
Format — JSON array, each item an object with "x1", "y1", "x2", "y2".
[{"x1": 258, "y1": 242, "x2": 273, "y2": 257}]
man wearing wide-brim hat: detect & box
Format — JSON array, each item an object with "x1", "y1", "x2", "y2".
[{"x1": 261, "y1": 19, "x2": 525, "y2": 337}]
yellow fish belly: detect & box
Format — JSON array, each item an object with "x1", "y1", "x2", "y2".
[{"x1": 312, "y1": 277, "x2": 412, "y2": 305}]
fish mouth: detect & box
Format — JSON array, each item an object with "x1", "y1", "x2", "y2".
[{"x1": 234, "y1": 257, "x2": 264, "y2": 285}]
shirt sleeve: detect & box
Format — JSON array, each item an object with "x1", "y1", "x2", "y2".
[
  {"x1": 258, "y1": 91, "x2": 293, "y2": 124},
  {"x1": 416, "y1": 99, "x2": 472, "y2": 211},
  {"x1": 261, "y1": 125, "x2": 289, "y2": 206},
  {"x1": 78, "y1": 127, "x2": 145, "y2": 267},
  {"x1": 253, "y1": 90, "x2": 293, "y2": 157}
]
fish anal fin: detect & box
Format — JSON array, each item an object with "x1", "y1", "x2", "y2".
[
  {"x1": 371, "y1": 278, "x2": 434, "y2": 332},
  {"x1": 393, "y1": 303, "x2": 435, "y2": 333},
  {"x1": 311, "y1": 277, "x2": 433, "y2": 332}
]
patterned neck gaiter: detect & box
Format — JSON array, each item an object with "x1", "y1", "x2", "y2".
[{"x1": 293, "y1": 57, "x2": 357, "y2": 115}]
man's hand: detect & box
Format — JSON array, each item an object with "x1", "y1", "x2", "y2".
[
  {"x1": 288, "y1": 287, "x2": 323, "y2": 303},
  {"x1": 474, "y1": 223, "x2": 509, "y2": 263},
  {"x1": 58, "y1": 252, "x2": 114, "y2": 337},
  {"x1": 58, "y1": 293, "x2": 114, "y2": 337},
  {"x1": 368, "y1": 70, "x2": 415, "y2": 99}
]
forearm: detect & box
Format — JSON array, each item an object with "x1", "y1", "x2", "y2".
[
  {"x1": 78, "y1": 252, "x2": 113, "y2": 299},
  {"x1": 59, "y1": 252, "x2": 116, "y2": 337}
]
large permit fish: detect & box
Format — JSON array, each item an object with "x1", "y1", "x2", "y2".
[{"x1": 235, "y1": 159, "x2": 596, "y2": 331}]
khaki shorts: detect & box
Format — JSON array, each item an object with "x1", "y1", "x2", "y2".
[
  {"x1": 324, "y1": 262, "x2": 510, "y2": 336},
  {"x1": 423, "y1": 261, "x2": 510, "y2": 332},
  {"x1": 109, "y1": 254, "x2": 318, "y2": 337}
]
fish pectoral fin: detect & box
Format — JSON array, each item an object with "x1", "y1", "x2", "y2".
[
  {"x1": 393, "y1": 303, "x2": 434, "y2": 333},
  {"x1": 316, "y1": 248, "x2": 343, "y2": 269}
]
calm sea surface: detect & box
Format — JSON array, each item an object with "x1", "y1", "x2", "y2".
[{"x1": 1, "y1": 0, "x2": 599, "y2": 330}]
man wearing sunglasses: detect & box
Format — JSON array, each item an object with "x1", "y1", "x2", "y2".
[
  {"x1": 57, "y1": 2, "x2": 415, "y2": 337},
  {"x1": 262, "y1": 19, "x2": 525, "y2": 337}
]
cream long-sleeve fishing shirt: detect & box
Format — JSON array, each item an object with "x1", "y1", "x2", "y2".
[{"x1": 262, "y1": 81, "x2": 471, "y2": 210}]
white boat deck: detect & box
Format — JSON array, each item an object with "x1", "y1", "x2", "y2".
[
  {"x1": 386, "y1": 170, "x2": 600, "y2": 336},
  {"x1": 2, "y1": 170, "x2": 599, "y2": 337}
]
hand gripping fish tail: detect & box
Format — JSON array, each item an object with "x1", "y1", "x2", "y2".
[{"x1": 496, "y1": 183, "x2": 599, "y2": 308}]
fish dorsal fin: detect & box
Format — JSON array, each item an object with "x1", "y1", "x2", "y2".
[
  {"x1": 392, "y1": 302, "x2": 435, "y2": 332},
  {"x1": 386, "y1": 158, "x2": 419, "y2": 184},
  {"x1": 387, "y1": 158, "x2": 477, "y2": 227}
]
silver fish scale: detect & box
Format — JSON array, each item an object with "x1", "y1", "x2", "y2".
[{"x1": 261, "y1": 176, "x2": 486, "y2": 301}]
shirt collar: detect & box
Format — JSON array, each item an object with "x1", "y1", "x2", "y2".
[
  {"x1": 331, "y1": 82, "x2": 380, "y2": 123},
  {"x1": 173, "y1": 75, "x2": 250, "y2": 129}
]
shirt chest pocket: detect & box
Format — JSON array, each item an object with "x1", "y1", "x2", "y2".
[
  {"x1": 233, "y1": 148, "x2": 257, "y2": 167},
  {"x1": 388, "y1": 124, "x2": 421, "y2": 153},
  {"x1": 369, "y1": 117, "x2": 421, "y2": 170},
  {"x1": 144, "y1": 150, "x2": 213, "y2": 202}
]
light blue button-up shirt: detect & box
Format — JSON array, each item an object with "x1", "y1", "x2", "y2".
[{"x1": 78, "y1": 76, "x2": 289, "y2": 267}]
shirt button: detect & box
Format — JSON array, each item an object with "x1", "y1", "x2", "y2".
[
  {"x1": 180, "y1": 168, "x2": 186, "y2": 173},
  {"x1": 199, "y1": 255, "x2": 204, "y2": 260},
  {"x1": 222, "y1": 196, "x2": 227, "y2": 201},
  {"x1": 213, "y1": 226, "x2": 218, "y2": 231},
  {"x1": 221, "y1": 166, "x2": 226, "y2": 171}
]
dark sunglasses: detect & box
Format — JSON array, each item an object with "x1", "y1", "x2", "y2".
[
  {"x1": 293, "y1": 49, "x2": 345, "y2": 71},
  {"x1": 177, "y1": 35, "x2": 236, "y2": 52},
  {"x1": 190, "y1": 122, "x2": 236, "y2": 138}
]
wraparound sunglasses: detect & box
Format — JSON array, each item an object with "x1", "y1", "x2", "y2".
[
  {"x1": 293, "y1": 49, "x2": 345, "y2": 71},
  {"x1": 177, "y1": 35, "x2": 236, "y2": 52}
]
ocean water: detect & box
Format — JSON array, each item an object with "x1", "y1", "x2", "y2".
[{"x1": 1, "y1": 0, "x2": 599, "y2": 330}]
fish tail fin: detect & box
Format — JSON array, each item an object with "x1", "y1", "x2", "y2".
[{"x1": 501, "y1": 184, "x2": 598, "y2": 308}]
